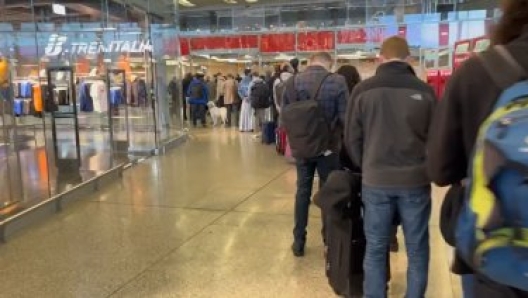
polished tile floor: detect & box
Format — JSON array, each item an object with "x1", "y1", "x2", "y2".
[{"x1": 0, "y1": 129, "x2": 462, "y2": 298}]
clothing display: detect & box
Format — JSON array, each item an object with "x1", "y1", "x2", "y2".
[
  {"x1": 131, "y1": 78, "x2": 147, "y2": 107},
  {"x1": 32, "y1": 85, "x2": 43, "y2": 113},
  {"x1": 56, "y1": 89, "x2": 70, "y2": 106},
  {"x1": 110, "y1": 87, "x2": 123, "y2": 106},
  {"x1": 0, "y1": 58, "x2": 9, "y2": 88},
  {"x1": 20, "y1": 82, "x2": 33, "y2": 98},
  {"x1": 42, "y1": 84, "x2": 57, "y2": 112},
  {"x1": 79, "y1": 83, "x2": 94, "y2": 112},
  {"x1": 90, "y1": 80, "x2": 108, "y2": 113}
]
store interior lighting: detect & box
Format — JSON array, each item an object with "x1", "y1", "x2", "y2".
[
  {"x1": 52, "y1": 4, "x2": 66, "y2": 15},
  {"x1": 179, "y1": 0, "x2": 196, "y2": 7}
]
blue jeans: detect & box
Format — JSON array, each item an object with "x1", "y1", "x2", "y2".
[
  {"x1": 362, "y1": 185, "x2": 432, "y2": 298},
  {"x1": 293, "y1": 154, "x2": 339, "y2": 245}
]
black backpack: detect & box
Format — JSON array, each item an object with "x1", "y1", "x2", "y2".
[
  {"x1": 250, "y1": 81, "x2": 271, "y2": 109},
  {"x1": 189, "y1": 82, "x2": 204, "y2": 99},
  {"x1": 281, "y1": 73, "x2": 331, "y2": 159}
]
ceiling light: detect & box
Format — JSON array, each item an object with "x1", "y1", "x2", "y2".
[
  {"x1": 52, "y1": 4, "x2": 66, "y2": 15},
  {"x1": 224, "y1": 0, "x2": 237, "y2": 3},
  {"x1": 179, "y1": 0, "x2": 196, "y2": 7},
  {"x1": 245, "y1": 0, "x2": 258, "y2": 3}
]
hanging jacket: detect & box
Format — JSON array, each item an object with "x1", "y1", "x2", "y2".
[
  {"x1": 79, "y1": 83, "x2": 94, "y2": 112},
  {"x1": 137, "y1": 79, "x2": 148, "y2": 106}
]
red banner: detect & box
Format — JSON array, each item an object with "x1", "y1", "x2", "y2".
[
  {"x1": 439, "y1": 23, "x2": 450, "y2": 47},
  {"x1": 337, "y1": 28, "x2": 367, "y2": 44},
  {"x1": 297, "y1": 31, "x2": 335, "y2": 51},
  {"x1": 179, "y1": 38, "x2": 190, "y2": 56},
  {"x1": 224, "y1": 35, "x2": 259, "y2": 49},
  {"x1": 260, "y1": 33, "x2": 296, "y2": 53},
  {"x1": 189, "y1": 35, "x2": 258, "y2": 51}
]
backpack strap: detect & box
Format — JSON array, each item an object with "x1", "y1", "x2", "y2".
[
  {"x1": 291, "y1": 72, "x2": 331, "y2": 103},
  {"x1": 311, "y1": 73, "x2": 332, "y2": 102},
  {"x1": 480, "y1": 45, "x2": 527, "y2": 89}
]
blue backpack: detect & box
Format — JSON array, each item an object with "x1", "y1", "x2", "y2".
[{"x1": 456, "y1": 45, "x2": 528, "y2": 291}]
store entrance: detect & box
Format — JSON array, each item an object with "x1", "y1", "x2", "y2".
[{"x1": 0, "y1": 75, "x2": 24, "y2": 212}]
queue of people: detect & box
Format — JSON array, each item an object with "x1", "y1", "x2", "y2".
[
  {"x1": 176, "y1": 2, "x2": 528, "y2": 296},
  {"x1": 277, "y1": 1, "x2": 528, "y2": 297}
]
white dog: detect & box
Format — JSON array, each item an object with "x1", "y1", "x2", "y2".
[{"x1": 207, "y1": 101, "x2": 228, "y2": 126}]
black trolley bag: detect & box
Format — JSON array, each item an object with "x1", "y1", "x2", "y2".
[{"x1": 314, "y1": 170, "x2": 390, "y2": 298}]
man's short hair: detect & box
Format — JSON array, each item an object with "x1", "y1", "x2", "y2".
[
  {"x1": 309, "y1": 52, "x2": 333, "y2": 65},
  {"x1": 380, "y1": 36, "x2": 411, "y2": 60}
]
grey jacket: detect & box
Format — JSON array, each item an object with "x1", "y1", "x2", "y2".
[{"x1": 345, "y1": 61, "x2": 437, "y2": 188}]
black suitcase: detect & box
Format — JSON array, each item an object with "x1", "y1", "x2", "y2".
[{"x1": 317, "y1": 171, "x2": 391, "y2": 298}]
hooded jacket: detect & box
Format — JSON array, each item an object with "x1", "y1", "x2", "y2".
[
  {"x1": 345, "y1": 61, "x2": 437, "y2": 188},
  {"x1": 187, "y1": 78, "x2": 209, "y2": 105}
]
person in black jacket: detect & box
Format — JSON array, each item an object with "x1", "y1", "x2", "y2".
[
  {"x1": 427, "y1": 1, "x2": 528, "y2": 297},
  {"x1": 345, "y1": 36, "x2": 437, "y2": 298},
  {"x1": 182, "y1": 73, "x2": 193, "y2": 121}
]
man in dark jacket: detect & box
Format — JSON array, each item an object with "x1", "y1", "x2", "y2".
[
  {"x1": 427, "y1": 1, "x2": 528, "y2": 296},
  {"x1": 345, "y1": 36, "x2": 437, "y2": 298},
  {"x1": 282, "y1": 52, "x2": 348, "y2": 257}
]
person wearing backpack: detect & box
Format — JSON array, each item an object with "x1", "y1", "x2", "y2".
[
  {"x1": 281, "y1": 52, "x2": 348, "y2": 257},
  {"x1": 187, "y1": 72, "x2": 209, "y2": 128},
  {"x1": 345, "y1": 36, "x2": 437, "y2": 298},
  {"x1": 428, "y1": 1, "x2": 528, "y2": 296}
]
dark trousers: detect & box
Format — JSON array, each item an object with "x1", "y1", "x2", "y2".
[
  {"x1": 190, "y1": 104, "x2": 206, "y2": 126},
  {"x1": 182, "y1": 97, "x2": 188, "y2": 120},
  {"x1": 294, "y1": 153, "x2": 339, "y2": 245},
  {"x1": 225, "y1": 104, "x2": 233, "y2": 126}
]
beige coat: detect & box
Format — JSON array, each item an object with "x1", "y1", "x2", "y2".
[{"x1": 223, "y1": 78, "x2": 238, "y2": 105}]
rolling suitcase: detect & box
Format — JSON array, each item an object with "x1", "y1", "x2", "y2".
[
  {"x1": 262, "y1": 121, "x2": 276, "y2": 144},
  {"x1": 276, "y1": 127, "x2": 287, "y2": 155},
  {"x1": 316, "y1": 171, "x2": 390, "y2": 298}
]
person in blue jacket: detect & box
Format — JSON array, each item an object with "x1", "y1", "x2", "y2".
[{"x1": 187, "y1": 72, "x2": 209, "y2": 127}]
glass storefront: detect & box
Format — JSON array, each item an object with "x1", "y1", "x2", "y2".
[{"x1": 0, "y1": 0, "x2": 183, "y2": 217}]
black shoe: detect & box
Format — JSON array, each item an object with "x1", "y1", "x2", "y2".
[{"x1": 291, "y1": 242, "x2": 305, "y2": 257}]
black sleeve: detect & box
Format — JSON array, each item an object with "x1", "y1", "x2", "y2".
[
  {"x1": 427, "y1": 69, "x2": 468, "y2": 187},
  {"x1": 344, "y1": 84, "x2": 364, "y2": 169}
]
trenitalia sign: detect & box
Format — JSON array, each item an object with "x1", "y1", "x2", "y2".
[{"x1": 44, "y1": 34, "x2": 152, "y2": 56}]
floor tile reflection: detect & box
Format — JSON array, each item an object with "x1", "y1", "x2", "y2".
[{"x1": 0, "y1": 129, "x2": 460, "y2": 298}]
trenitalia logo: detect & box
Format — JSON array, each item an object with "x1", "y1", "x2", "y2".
[{"x1": 44, "y1": 34, "x2": 153, "y2": 56}]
